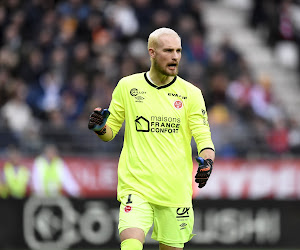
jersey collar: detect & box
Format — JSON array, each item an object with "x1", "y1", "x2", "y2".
[{"x1": 144, "y1": 72, "x2": 177, "y2": 89}]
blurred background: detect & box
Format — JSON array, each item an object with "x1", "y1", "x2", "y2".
[{"x1": 0, "y1": 0, "x2": 300, "y2": 249}]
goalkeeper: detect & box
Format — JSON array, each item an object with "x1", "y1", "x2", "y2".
[{"x1": 88, "y1": 28, "x2": 215, "y2": 250}]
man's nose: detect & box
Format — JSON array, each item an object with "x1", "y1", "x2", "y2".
[{"x1": 172, "y1": 52, "x2": 180, "y2": 60}]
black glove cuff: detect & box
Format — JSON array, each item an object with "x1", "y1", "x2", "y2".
[
  {"x1": 206, "y1": 159, "x2": 214, "y2": 167},
  {"x1": 94, "y1": 126, "x2": 106, "y2": 135}
]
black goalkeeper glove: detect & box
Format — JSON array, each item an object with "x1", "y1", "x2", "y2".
[
  {"x1": 88, "y1": 107, "x2": 110, "y2": 135},
  {"x1": 195, "y1": 157, "x2": 213, "y2": 188}
]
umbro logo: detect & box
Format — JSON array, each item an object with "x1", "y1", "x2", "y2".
[{"x1": 179, "y1": 223, "x2": 187, "y2": 230}]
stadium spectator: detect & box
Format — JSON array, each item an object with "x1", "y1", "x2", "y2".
[
  {"x1": 26, "y1": 70, "x2": 64, "y2": 120},
  {"x1": 226, "y1": 73, "x2": 254, "y2": 120},
  {"x1": 60, "y1": 72, "x2": 88, "y2": 123},
  {"x1": 31, "y1": 144, "x2": 80, "y2": 197},
  {"x1": 0, "y1": 78, "x2": 41, "y2": 150},
  {"x1": 105, "y1": 0, "x2": 139, "y2": 40},
  {"x1": 183, "y1": 32, "x2": 210, "y2": 65},
  {"x1": 249, "y1": 73, "x2": 281, "y2": 122},
  {"x1": 208, "y1": 104, "x2": 237, "y2": 157},
  {"x1": 266, "y1": 118, "x2": 290, "y2": 154},
  {"x1": 57, "y1": 0, "x2": 91, "y2": 21},
  {"x1": 19, "y1": 48, "x2": 45, "y2": 86},
  {"x1": 67, "y1": 41, "x2": 92, "y2": 79},
  {"x1": 87, "y1": 72, "x2": 114, "y2": 110},
  {"x1": 132, "y1": 0, "x2": 154, "y2": 39},
  {"x1": 2, "y1": 145, "x2": 30, "y2": 198}
]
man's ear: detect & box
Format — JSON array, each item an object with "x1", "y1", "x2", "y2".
[{"x1": 149, "y1": 48, "x2": 155, "y2": 59}]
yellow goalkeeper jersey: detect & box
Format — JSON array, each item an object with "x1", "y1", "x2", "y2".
[{"x1": 106, "y1": 72, "x2": 214, "y2": 207}]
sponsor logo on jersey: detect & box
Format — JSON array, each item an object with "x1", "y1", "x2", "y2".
[
  {"x1": 168, "y1": 93, "x2": 187, "y2": 99},
  {"x1": 135, "y1": 116, "x2": 150, "y2": 132},
  {"x1": 174, "y1": 100, "x2": 183, "y2": 110},
  {"x1": 176, "y1": 207, "x2": 190, "y2": 223},
  {"x1": 176, "y1": 207, "x2": 190, "y2": 218},
  {"x1": 130, "y1": 88, "x2": 146, "y2": 103},
  {"x1": 130, "y1": 88, "x2": 138, "y2": 96},
  {"x1": 135, "y1": 115, "x2": 181, "y2": 134}
]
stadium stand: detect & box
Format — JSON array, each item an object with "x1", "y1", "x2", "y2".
[{"x1": 0, "y1": 0, "x2": 300, "y2": 157}]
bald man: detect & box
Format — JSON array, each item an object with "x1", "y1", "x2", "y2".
[{"x1": 88, "y1": 27, "x2": 215, "y2": 250}]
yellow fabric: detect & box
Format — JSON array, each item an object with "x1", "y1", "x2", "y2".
[
  {"x1": 0, "y1": 184, "x2": 8, "y2": 198},
  {"x1": 107, "y1": 72, "x2": 214, "y2": 207},
  {"x1": 152, "y1": 206, "x2": 195, "y2": 248},
  {"x1": 121, "y1": 238, "x2": 143, "y2": 250},
  {"x1": 118, "y1": 194, "x2": 153, "y2": 236},
  {"x1": 118, "y1": 194, "x2": 195, "y2": 248},
  {"x1": 4, "y1": 163, "x2": 30, "y2": 198},
  {"x1": 36, "y1": 157, "x2": 63, "y2": 195}
]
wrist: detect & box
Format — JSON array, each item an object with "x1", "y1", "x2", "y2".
[{"x1": 95, "y1": 124, "x2": 107, "y2": 135}]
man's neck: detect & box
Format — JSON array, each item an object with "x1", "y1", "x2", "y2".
[{"x1": 148, "y1": 69, "x2": 175, "y2": 86}]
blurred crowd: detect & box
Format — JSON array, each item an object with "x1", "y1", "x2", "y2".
[
  {"x1": 249, "y1": 0, "x2": 300, "y2": 70},
  {"x1": 0, "y1": 0, "x2": 300, "y2": 158},
  {"x1": 0, "y1": 144, "x2": 80, "y2": 199}
]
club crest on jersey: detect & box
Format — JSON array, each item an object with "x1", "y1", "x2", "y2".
[
  {"x1": 124, "y1": 205, "x2": 132, "y2": 213},
  {"x1": 174, "y1": 100, "x2": 183, "y2": 110}
]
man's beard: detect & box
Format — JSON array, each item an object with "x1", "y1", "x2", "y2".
[{"x1": 153, "y1": 59, "x2": 178, "y2": 76}]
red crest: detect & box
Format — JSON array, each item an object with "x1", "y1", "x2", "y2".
[
  {"x1": 174, "y1": 100, "x2": 183, "y2": 109},
  {"x1": 124, "y1": 205, "x2": 132, "y2": 213}
]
